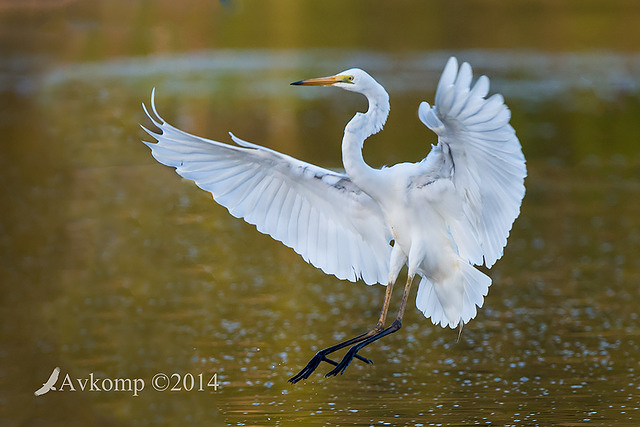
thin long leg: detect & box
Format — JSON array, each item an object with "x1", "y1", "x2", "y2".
[
  {"x1": 325, "y1": 274, "x2": 415, "y2": 377},
  {"x1": 288, "y1": 280, "x2": 396, "y2": 384}
]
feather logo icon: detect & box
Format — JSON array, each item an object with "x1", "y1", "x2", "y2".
[{"x1": 34, "y1": 367, "x2": 60, "y2": 396}]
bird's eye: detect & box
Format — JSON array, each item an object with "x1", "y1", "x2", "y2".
[{"x1": 347, "y1": 76, "x2": 354, "y2": 82}]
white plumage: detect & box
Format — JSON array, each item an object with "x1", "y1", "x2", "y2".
[
  {"x1": 142, "y1": 101, "x2": 392, "y2": 286},
  {"x1": 142, "y1": 57, "x2": 526, "y2": 379}
]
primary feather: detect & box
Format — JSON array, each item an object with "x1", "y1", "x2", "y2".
[
  {"x1": 142, "y1": 91, "x2": 391, "y2": 286},
  {"x1": 418, "y1": 57, "x2": 526, "y2": 269}
]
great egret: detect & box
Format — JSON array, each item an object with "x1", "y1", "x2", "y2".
[{"x1": 141, "y1": 57, "x2": 526, "y2": 383}]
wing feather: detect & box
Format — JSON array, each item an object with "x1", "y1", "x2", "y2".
[
  {"x1": 142, "y1": 91, "x2": 392, "y2": 284},
  {"x1": 418, "y1": 57, "x2": 526, "y2": 268}
]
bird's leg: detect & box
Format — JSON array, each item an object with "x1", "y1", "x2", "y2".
[
  {"x1": 325, "y1": 273, "x2": 415, "y2": 377},
  {"x1": 288, "y1": 280, "x2": 396, "y2": 384}
]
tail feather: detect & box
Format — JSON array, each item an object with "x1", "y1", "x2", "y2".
[{"x1": 416, "y1": 260, "x2": 491, "y2": 328}]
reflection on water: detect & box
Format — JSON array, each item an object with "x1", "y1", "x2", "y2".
[{"x1": 2, "y1": 2, "x2": 640, "y2": 425}]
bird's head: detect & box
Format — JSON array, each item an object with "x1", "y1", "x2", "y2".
[
  {"x1": 291, "y1": 68, "x2": 390, "y2": 136},
  {"x1": 291, "y1": 68, "x2": 380, "y2": 94}
]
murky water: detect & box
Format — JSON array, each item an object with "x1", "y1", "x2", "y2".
[{"x1": 2, "y1": 1, "x2": 640, "y2": 425}]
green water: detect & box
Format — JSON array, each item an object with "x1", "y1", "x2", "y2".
[{"x1": 2, "y1": 1, "x2": 640, "y2": 425}]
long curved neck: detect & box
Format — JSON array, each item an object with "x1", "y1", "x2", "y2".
[{"x1": 342, "y1": 86, "x2": 390, "y2": 196}]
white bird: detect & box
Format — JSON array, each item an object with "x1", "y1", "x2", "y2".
[{"x1": 141, "y1": 57, "x2": 526, "y2": 383}]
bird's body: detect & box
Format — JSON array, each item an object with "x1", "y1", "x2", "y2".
[{"x1": 142, "y1": 57, "x2": 526, "y2": 381}]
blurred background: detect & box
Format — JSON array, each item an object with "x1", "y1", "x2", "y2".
[{"x1": 1, "y1": 0, "x2": 639, "y2": 425}]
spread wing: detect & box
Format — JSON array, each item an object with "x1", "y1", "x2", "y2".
[
  {"x1": 141, "y1": 90, "x2": 392, "y2": 285},
  {"x1": 418, "y1": 57, "x2": 526, "y2": 268}
]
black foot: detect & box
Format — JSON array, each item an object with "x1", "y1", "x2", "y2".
[
  {"x1": 325, "y1": 345, "x2": 371, "y2": 377},
  {"x1": 289, "y1": 352, "x2": 337, "y2": 384},
  {"x1": 288, "y1": 348, "x2": 374, "y2": 384},
  {"x1": 325, "y1": 319, "x2": 402, "y2": 378},
  {"x1": 288, "y1": 329, "x2": 383, "y2": 384}
]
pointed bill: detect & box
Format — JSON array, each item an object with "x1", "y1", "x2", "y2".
[{"x1": 291, "y1": 75, "x2": 352, "y2": 86}]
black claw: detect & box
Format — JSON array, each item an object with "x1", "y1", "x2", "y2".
[
  {"x1": 326, "y1": 348, "x2": 359, "y2": 377},
  {"x1": 288, "y1": 353, "x2": 325, "y2": 383},
  {"x1": 355, "y1": 354, "x2": 373, "y2": 364},
  {"x1": 325, "y1": 359, "x2": 351, "y2": 377}
]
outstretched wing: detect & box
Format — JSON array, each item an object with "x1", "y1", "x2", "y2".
[
  {"x1": 418, "y1": 57, "x2": 526, "y2": 268},
  {"x1": 141, "y1": 90, "x2": 392, "y2": 285}
]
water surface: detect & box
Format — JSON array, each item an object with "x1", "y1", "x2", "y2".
[{"x1": 2, "y1": 1, "x2": 640, "y2": 425}]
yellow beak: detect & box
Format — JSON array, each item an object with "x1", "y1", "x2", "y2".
[{"x1": 291, "y1": 75, "x2": 352, "y2": 86}]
